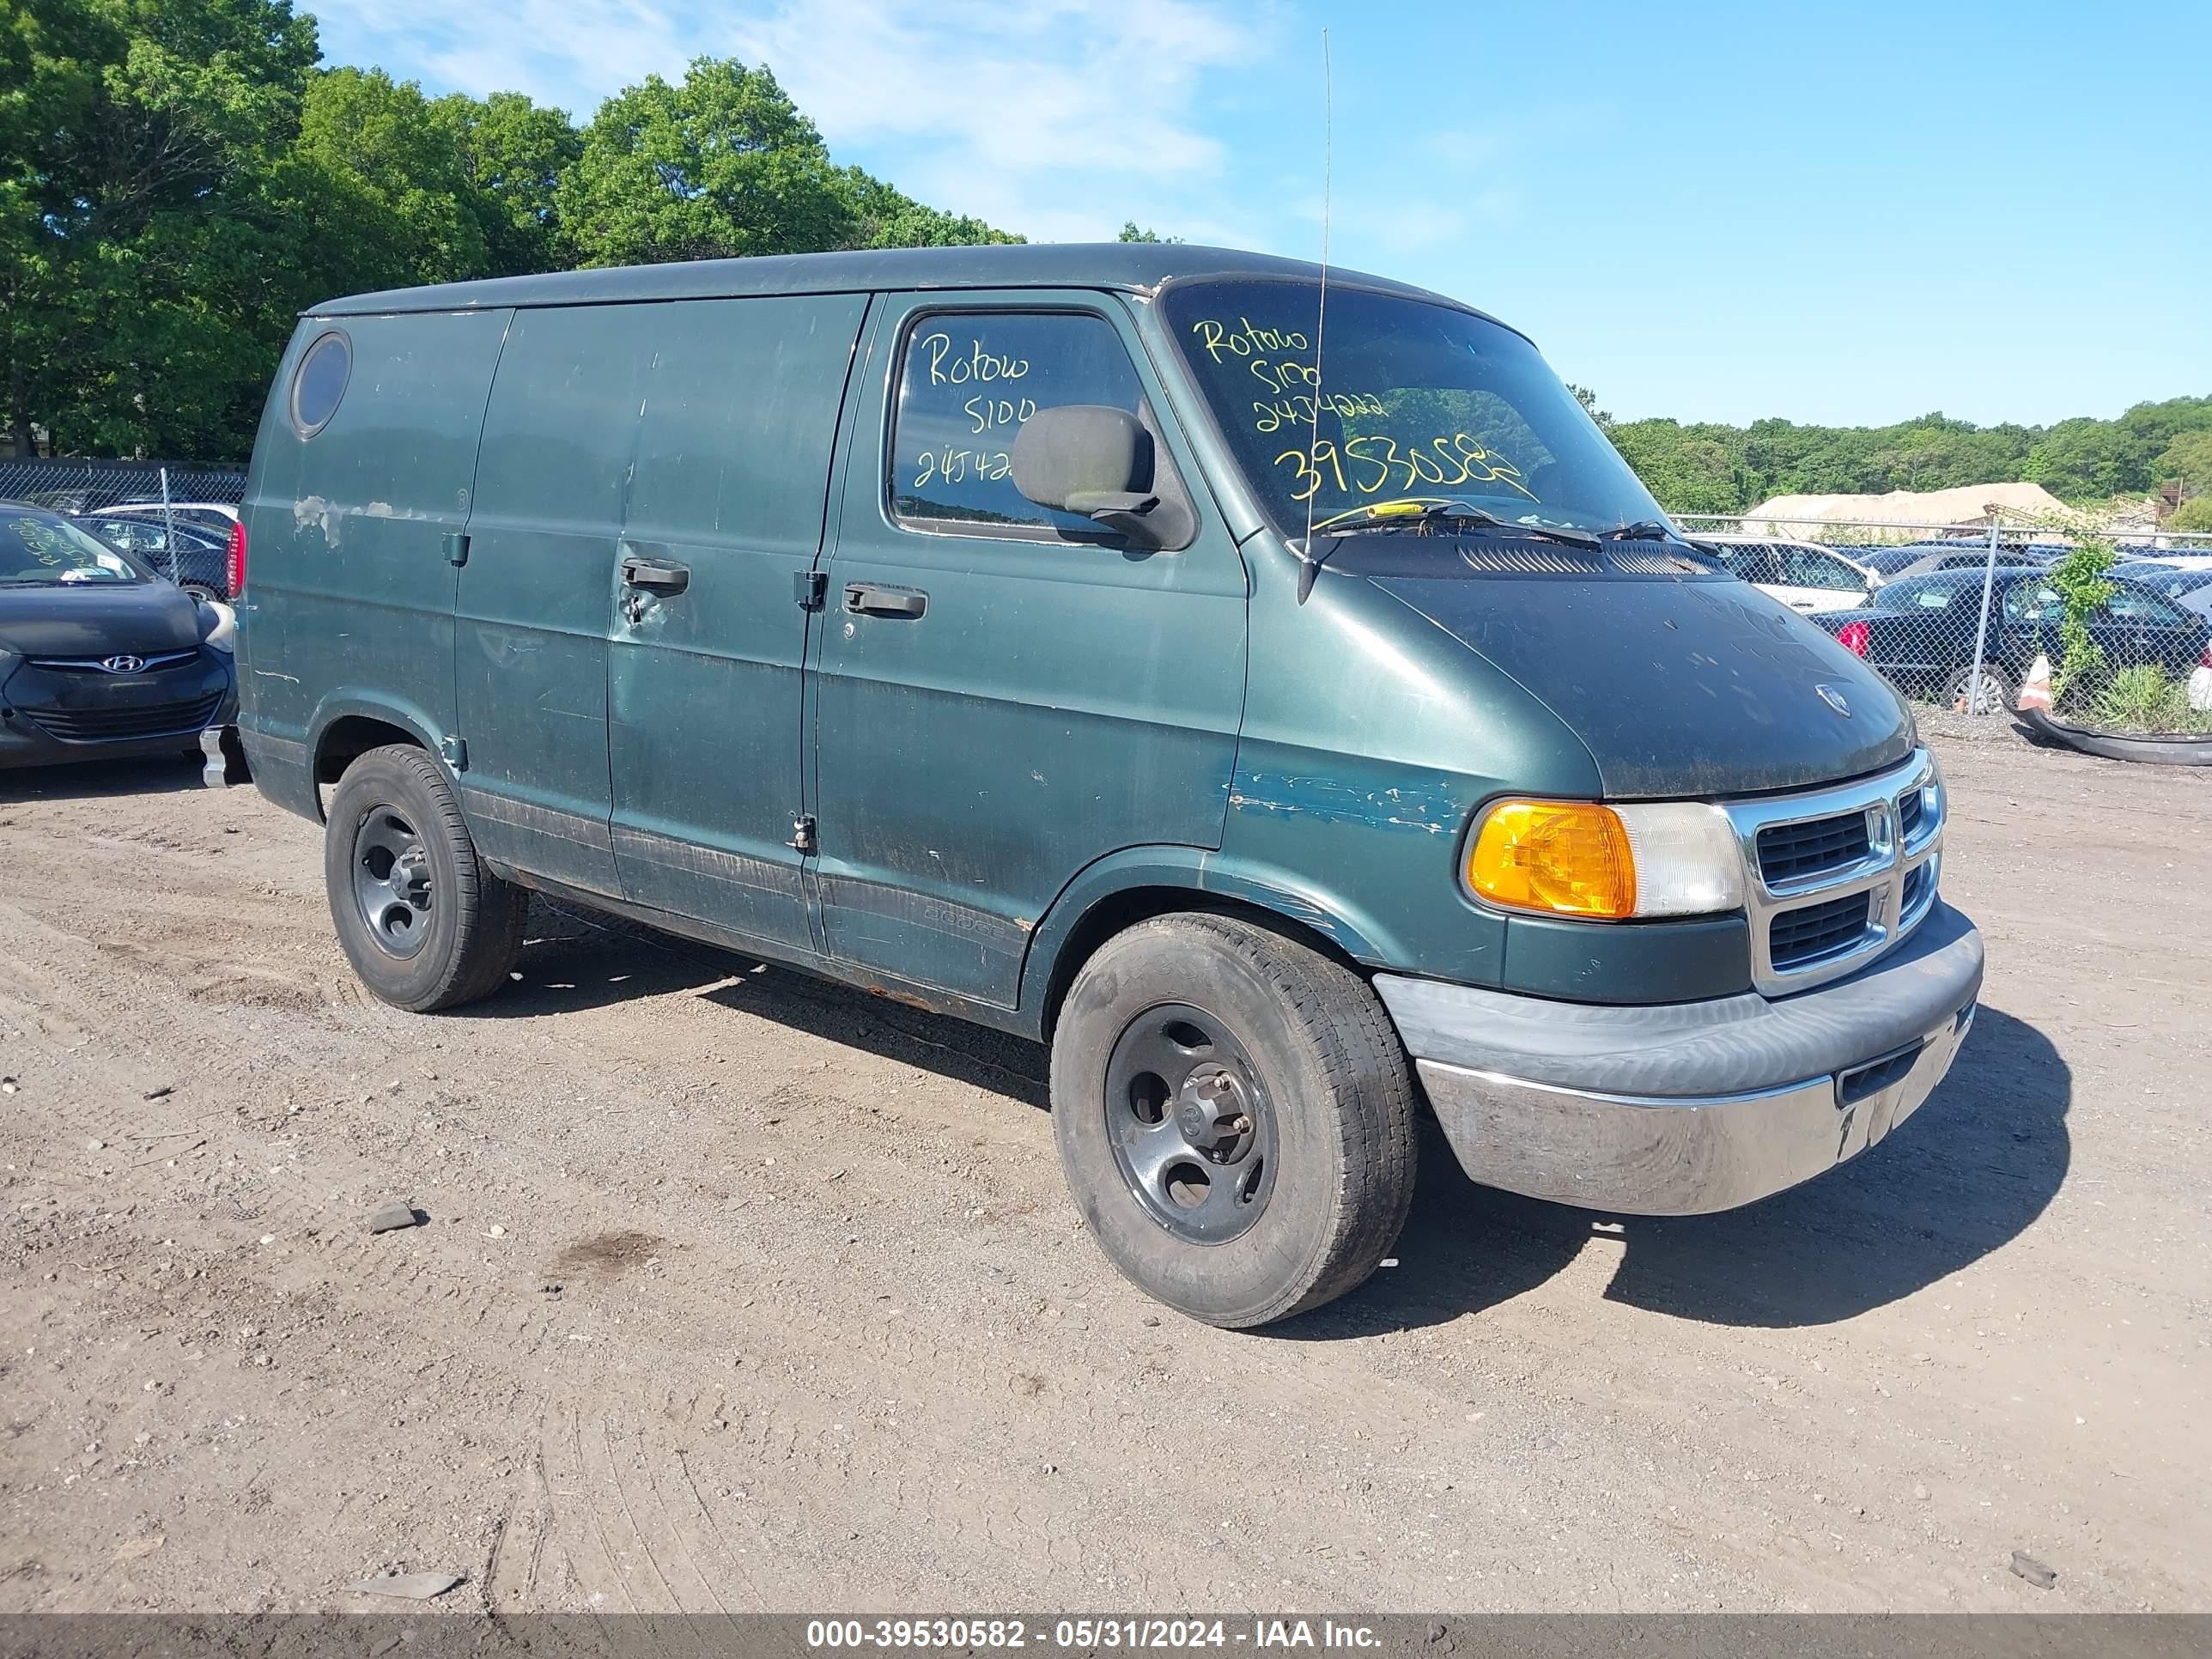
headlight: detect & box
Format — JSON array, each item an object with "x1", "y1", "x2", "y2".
[{"x1": 1466, "y1": 799, "x2": 1744, "y2": 921}]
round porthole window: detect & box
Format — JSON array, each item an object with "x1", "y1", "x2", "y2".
[{"x1": 289, "y1": 331, "x2": 352, "y2": 439}]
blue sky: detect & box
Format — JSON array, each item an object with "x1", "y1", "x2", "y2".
[{"x1": 309, "y1": 0, "x2": 2209, "y2": 429}]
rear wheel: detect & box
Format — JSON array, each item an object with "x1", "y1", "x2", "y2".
[
  {"x1": 324, "y1": 744, "x2": 525, "y2": 1011},
  {"x1": 1943, "y1": 662, "x2": 2015, "y2": 715},
  {"x1": 1049, "y1": 913, "x2": 1418, "y2": 1328},
  {"x1": 180, "y1": 581, "x2": 221, "y2": 605}
]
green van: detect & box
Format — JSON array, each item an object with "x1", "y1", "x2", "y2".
[{"x1": 236, "y1": 245, "x2": 1982, "y2": 1328}]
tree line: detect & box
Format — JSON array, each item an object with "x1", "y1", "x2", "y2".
[
  {"x1": 1579, "y1": 393, "x2": 2212, "y2": 527},
  {"x1": 1, "y1": 0, "x2": 1022, "y2": 459},
  {"x1": 5, "y1": 0, "x2": 2205, "y2": 530}
]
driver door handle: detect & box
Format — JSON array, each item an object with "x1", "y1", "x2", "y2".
[
  {"x1": 621, "y1": 556, "x2": 690, "y2": 595},
  {"x1": 844, "y1": 582, "x2": 927, "y2": 619}
]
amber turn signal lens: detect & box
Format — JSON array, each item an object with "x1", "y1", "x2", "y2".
[{"x1": 1467, "y1": 801, "x2": 1638, "y2": 920}]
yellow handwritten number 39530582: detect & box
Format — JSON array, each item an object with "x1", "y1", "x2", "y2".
[{"x1": 1272, "y1": 433, "x2": 1537, "y2": 502}]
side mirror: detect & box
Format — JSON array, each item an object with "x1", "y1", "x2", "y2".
[{"x1": 1011, "y1": 405, "x2": 1164, "y2": 544}]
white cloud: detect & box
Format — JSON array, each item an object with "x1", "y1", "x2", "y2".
[{"x1": 308, "y1": 0, "x2": 1273, "y2": 242}]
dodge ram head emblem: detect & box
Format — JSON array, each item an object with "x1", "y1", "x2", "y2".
[
  {"x1": 1814, "y1": 684, "x2": 1851, "y2": 718},
  {"x1": 100, "y1": 655, "x2": 144, "y2": 674}
]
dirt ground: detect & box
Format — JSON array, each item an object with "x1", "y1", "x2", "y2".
[{"x1": 0, "y1": 720, "x2": 2206, "y2": 1615}]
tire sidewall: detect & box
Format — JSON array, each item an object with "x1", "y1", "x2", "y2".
[
  {"x1": 1051, "y1": 922, "x2": 1355, "y2": 1328},
  {"x1": 324, "y1": 750, "x2": 472, "y2": 1008}
]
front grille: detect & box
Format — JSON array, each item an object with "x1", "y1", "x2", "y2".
[
  {"x1": 1898, "y1": 789, "x2": 1924, "y2": 842},
  {"x1": 1758, "y1": 811, "x2": 1871, "y2": 884},
  {"x1": 1729, "y1": 750, "x2": 1944, "y2": 995},
  {"x1": 1769, "y1": 890, "x2": 1872, "y2": 970},
  {"x1": 27, "y1": 650, "x2": 198, "y2": 675},
  {"x1": 1900, "y1": 861, "x2": 1933, "y2": 916},
  {"x1": 26, "y1": 691, "x2": 223, "y2": 743}
]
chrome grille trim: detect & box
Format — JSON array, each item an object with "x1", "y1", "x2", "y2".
[
  {"x1": 28, "y1": 649, "x2": 199, "y2": 673},
  {"x1": 1723, "y1": 749, "x2": 1944, "y2": 995}
]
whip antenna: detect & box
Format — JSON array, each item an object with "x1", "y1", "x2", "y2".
[{"x1": 1297, "y1": 26, "x2": 1332, "y2": 599}]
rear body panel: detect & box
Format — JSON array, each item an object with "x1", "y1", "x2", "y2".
[{"x1": 237, "y1": 307, "x2": 511, "y2": 816}]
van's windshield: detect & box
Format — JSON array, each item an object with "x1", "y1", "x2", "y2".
[{"x1": 1160, "y1": 279, "x2": 1667, "y2": 540}]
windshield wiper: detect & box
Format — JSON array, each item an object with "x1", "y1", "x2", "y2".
[
  {"x1": 1297, "y1": 499, "x2": 1601, "y2": 601},
  {"x1": 1607, "y1": 519, "x2": 1689, "y2": 544}
]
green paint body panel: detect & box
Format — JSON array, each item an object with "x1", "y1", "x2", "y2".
[
  {"x1": 809, "y1": 291, "x2": 1246, "y2": 1007},
  {"x1": 606, "y1": 293, "x2": 870, "y2": 956},
  {"x1": 238, "y1": 243, "x2": 1921, "y2": 1041},
  {"x1": 234, "y1": 307, "x2": 510, "y2": 819}
]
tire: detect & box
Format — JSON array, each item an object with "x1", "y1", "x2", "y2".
[
  {"x1": 181, "y1": 582, "x2": 221, "y2": 605},
  {"x1": 1049, "y1": 912, "x2": 1418, "y2": 1329},
  {"x1": 324, "y1": 744, "x2": 526, "y2": 1012},
  {"x1": 1942, "y1": 662, "x2": 2015, "y2": 715}
]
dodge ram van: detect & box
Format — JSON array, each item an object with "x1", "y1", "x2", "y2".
[{"x1": 235, "y1": 244, "x2": 1983, "y2": 1328}]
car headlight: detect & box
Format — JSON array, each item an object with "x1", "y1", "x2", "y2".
[{"x1": 1465, "y1": 799, "x2": 1745, "y2": 920}]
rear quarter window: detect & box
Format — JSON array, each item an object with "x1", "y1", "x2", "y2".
[{"x1": 289, "y1": 330, "x2": 352, "y2": 439}]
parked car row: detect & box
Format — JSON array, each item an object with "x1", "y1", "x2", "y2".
[
  {"x1": 1802, "y1": 568, "x2": 2212, "y2": 714},
  {"x1": 68, "y1": 501, "x2": 241, "y2": 601}
]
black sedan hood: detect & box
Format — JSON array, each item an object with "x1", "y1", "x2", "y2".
[
  {"x1": 1370, "y1": 569, "x2": 1915, "y2": 798},
  {"x1": 0, "y1": 581, "x2": 202, "y2": 659}
]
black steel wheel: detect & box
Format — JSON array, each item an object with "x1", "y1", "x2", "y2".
[
  {"x1": 1051, "y1": 912, "x2": 1418, "y2": 1329},
  {"x1": 324, "y1": 744, "x2": 526, "y2": 1012},
  {"x1": 1104, "y1": 1002, "x2": 1279, "y2": 1244},
  {"x1": 350, "y1": 805, "x2": 434, "y2": 959}
]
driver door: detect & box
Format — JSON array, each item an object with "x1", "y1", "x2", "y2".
[{"x1": 806, "y1": 292, "x2": 1247, "y2": 1008}]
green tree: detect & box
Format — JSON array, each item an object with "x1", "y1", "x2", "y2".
[
  {"x1": 556, "y1": 58, "x2": 855, "y2": 266},
  {"x1": 2024, "y1": 416, "x2": 2159, "y2": 501},
  {"x1": 2153, "y1": 428, "x2": 2212, "y2": 500},
  {"x1": 1117, "y1": 222, "x2": 1181, "y2": 244},
  {"x1": 285, "y1": 68, "x2": 489, "y2": 291},
  {"x1": 436, "y1": 89, "x2": 581, "y2": 276},
  {"x1": 1568, "y1": 384, "x2": 1612, "y2": 430},
  {"x1": 835, "y1": 168, "x2": 1021, "y2": 250},
  {"x1": 0, "y1": 0, "x2": 319, "y2": 452}
]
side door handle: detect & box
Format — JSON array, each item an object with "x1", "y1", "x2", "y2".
[
  {"x1": 844, "y1": 582, "x2": 927, "y2": 619},
  {"x1": 622, "y1": 556, "x2": 690, "y2": 595}
]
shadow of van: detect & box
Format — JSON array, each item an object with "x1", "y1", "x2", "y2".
[
  {"x1": 485, "y1": 904, "x2": 2066, "y2": 1339},
  {"x1": 1298, "y1": 1006, "x2": 2068, "y2": 1337}
]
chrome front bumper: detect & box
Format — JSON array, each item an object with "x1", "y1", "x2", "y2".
[{"x1": 1375, "y1": 902, "x2": 1984, "y2": 1216}]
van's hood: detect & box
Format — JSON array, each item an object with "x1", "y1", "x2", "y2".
[
  {"x1": 0, "y1": 582, "x2": 203, "y2": 659},
  {"x1": 1370, "y1": 573, "x2": 1915, "y2": 798}
]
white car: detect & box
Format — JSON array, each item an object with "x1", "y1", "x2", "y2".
[
  {"x1": 1695, "y1": 534, "x2": 1877, "y2": 612},
  {"x1": 2113, "y1": 551, "x2": 2212, "y2": 574},
  {"x1": 97, "y1": 501, "x2": 240, "y2": 533}
]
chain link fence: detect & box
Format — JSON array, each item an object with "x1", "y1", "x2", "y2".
[
  {"x1": 1679, "y1": 513, "x2": 2212, "y2": 745},
  {"x1": 2, "y1": 456, "x2": 246, "y2": 594},
  {"x1": 0, "y1": 456, "x2": 246, "y2": 514}
]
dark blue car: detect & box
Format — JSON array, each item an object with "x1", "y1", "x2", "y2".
[{"x1": 0, "y1": 502, "x2": 237, "y2": 769}]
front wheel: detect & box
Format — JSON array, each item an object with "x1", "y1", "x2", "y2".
[
  {"x1": 1049, "y1": 913, "x2": 1418, "y2": 1328},
  {"x1": 324, "y1": 744, "x2": 526, "y2": 1011}
]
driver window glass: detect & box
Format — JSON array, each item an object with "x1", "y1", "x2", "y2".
[
  {"x1": 2106, "y1": 589, "x2": 2185, "y2": 624},
  {"x1": 1717, "y1": 544, "x2": 1780, "y2": 584},
  {"x1": 1779, "y1": 547, "x2": 1850, "y2": 587},
  {"x1": 890, "y1": 312, "x2": 1145, "y2": 539}
]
